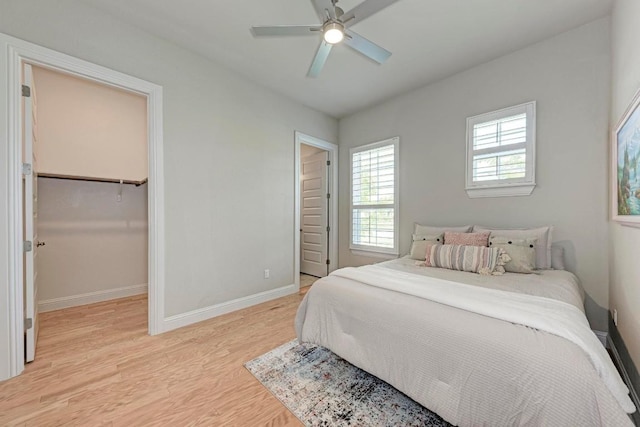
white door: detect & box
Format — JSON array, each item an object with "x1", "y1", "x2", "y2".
[
  {"x1": 23, "y1": 63, "x2": 40, "y2": 363},
  {"x1": 300, "y1": 151, "x2": 329, "y2": 278}
]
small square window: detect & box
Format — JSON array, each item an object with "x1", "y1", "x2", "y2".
[{"x1": 466, "y1": 102, "x2": 536, "y2": 198}]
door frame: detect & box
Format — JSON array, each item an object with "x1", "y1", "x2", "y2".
[
  {"x1": 294, "y1": 131, "x2": 338, "y2": 289},
  {"x1": 1, "y1": 32, "x2": 165, "y2": 380}
]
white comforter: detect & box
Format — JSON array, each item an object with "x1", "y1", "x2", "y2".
[{"x1": 296, "y1": 261, "x2": 635, "y2": 426}]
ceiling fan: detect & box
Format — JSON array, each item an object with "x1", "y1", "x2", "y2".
[{"x1": 251, "y1": 0, "x2": 399, "y2": 77}]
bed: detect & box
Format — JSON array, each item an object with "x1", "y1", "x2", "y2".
[{"x1": 295, "y1": 257, "x2": 636, "y2": 426}]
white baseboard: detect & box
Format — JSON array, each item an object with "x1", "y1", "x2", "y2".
[
  {"x1": 162, "y1": 284, "x2": 297, "y2": 333},
  {"x1": 39, "y1": 284, "x2": 148, "y2": 313},
  {"x1": 593, "y1": 330, "x2": 608, "y2": 347}
]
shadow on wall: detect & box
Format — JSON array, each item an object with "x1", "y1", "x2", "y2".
[
  {"x1": 584, "y1": 294, "x2": 608, "y2": 331},
  {"x1": 553, "y1": 240, "x2": 576, "y2": 274},
  {"x1": 555, "y1": 239, "x2": 607, "y2": 331}
]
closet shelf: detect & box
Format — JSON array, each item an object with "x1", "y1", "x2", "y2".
[{"x1": 38, "y1": 173, "x2": 147, "y2": 186}]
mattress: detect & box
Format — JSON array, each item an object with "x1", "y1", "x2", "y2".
[{"x1": 295, "y1": 258, "x2": 635, "y2": 426}]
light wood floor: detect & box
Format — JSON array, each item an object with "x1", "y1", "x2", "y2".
[
  {"x1": 299, "y1": 274, "x2": 320, "y2": 288},
  {"x1": 0, "y1": 289, "x2": 311, "y2": 426}
]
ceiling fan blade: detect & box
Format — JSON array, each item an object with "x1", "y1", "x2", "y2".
[
  {"x1": 344, "y1": 29, "x2": 391, "y2": 64},
  {"x1": 251, "y1": 25, "x2": 321, "y2": 37},
  {"x1": 341, "y1": 0, "x2": 400, "y2": 26},
  {"x1": 311, "y1": 0, "x2": 336, "y2": 21},
  {"x1": 308, "y1": 41, "x2": 333, "y2": 78}
]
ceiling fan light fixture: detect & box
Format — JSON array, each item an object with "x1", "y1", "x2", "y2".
[
  {"x1": 251, "y1": 0, "x2": 395, "y2": 77},
  {"x1": 323, "y1": 22, "x2": 344, "y2": 44}
]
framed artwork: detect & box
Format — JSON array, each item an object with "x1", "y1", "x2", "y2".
[{"x1": 612, "y1": 87, "x2": 640, "y2": 227}]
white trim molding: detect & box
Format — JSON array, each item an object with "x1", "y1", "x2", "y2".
[
  {"x1": 1, "y1": 31, "x2": 165, "y2": 381},
  {"x1": 39, "y1": 284, "x2": 148, "y2": 313},
  {"x1": 163, "y1": 284, "x2": 297, "y2": 332},
  {"x1": 466, "y1": 182, "x2": 536, "y2": 198},
  {"x1": 294, "y1": 131, "x2": 339, "y2": 289}
]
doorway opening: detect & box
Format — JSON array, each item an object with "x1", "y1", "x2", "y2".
[
  {"x1": 4, "y1": 34, "x2": 164, "y2": 380},
  {"x1": 22, "y1": 63, "x2": 149, "y2": 363},
  {"x1": 294, "y1": 132, "x2": 338, "y2": 290}
]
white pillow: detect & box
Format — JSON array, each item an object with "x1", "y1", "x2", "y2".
[
  {"x1": 473, "y1": 226, "x2": 553, "y2": 269},
  {"x1": 551, "y1": 246, "x2": 565, "y2": 270},
  {"x1": 414, "y1": 224, "x2": 472, "y2": 235}
]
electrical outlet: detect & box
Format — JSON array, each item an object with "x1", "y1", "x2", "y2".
[
  {"x1": 264, "y1": 269, "x2": 270, "y2": 279},
  {"x1": 613, "y1": 309, "x2": 618, "y2": 326}
]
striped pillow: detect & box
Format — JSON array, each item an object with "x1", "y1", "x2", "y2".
[{"x1": 424, "y1": 244, "x2": 510, "y2": 276}]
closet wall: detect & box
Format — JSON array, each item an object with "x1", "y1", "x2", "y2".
[
  {"x1": 32, "y1": 66, "x2": 149, "y2": 311},
  {"x1": 33, "y1": 67, "x2": 147, "y2": 181}
]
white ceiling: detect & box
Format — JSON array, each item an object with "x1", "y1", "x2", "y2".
[{"x1": 79, "y1": 0, "x2": 613, "y2": 118}]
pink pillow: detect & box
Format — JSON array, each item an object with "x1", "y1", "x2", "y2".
[{"x1": 444, "y1": 231, "x2": 490, "y2": 247}]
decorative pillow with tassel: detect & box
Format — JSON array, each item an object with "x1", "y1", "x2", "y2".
[
  {"x1": 423, "y1": 244, "x2": 511, "y2": 276},
  {"x1": 489, "y1": 237, "x2": 537, "y2": 274}
]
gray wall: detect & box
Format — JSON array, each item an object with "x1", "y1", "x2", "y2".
[
  {"x1": 610, "y1": 0, "x2": 640, "y2": 371},
  {"x1": 338, "y1": 19, "x2": 611, "y2": 330},
  {"x1": 0, "y1": 0, "x2": 337, "y2": 380},
  {"x1": 37, "y1": 178, "x2": 148, "y2": 305}
]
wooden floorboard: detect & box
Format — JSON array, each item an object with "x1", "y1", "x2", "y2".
[{"x1": 0, "y1": 290, "x2": 310, "y2": 426}]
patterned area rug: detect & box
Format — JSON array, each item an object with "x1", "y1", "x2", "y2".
[{"x1": 245, "y1": 340, "x2": 452, "y2": 427}]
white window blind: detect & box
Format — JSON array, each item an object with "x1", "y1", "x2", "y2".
[
  {"x1": 466, "y1": 102, "x2": 536, "y2": 198},
  {"x1": 350, "y1": 137, "x2": 399, "y2": 254}
]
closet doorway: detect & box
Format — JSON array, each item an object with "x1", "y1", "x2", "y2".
[
  {"x1": 294, "y1": 132, "x2": 338, "y2": 289},
  {"x1": 4, "y1": 34, "x2": 164, "y2": 380},
  {"x1": 23, "y1": 64, "x2": 149, "y2": 363}
]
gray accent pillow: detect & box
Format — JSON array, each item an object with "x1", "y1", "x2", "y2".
[
  {"x1": 474, "y1": 226, "x2": 553, "y2": 269},
  {"x1": 489, "y1": 237, "x2": 537, "y2": 274},
  {"x1": 409, "y1": 233, "x2": 443, "y2": 260}
]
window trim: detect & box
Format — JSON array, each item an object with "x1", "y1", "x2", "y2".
[
  {"x1": 465, "y1": 101, "x2": 536, "y2": 198},
  {"x1": 349, "y1": 137, "x2": 400, "y2": 255}
]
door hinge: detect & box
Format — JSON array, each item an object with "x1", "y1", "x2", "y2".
[
  {"x1": 24, "y1": 318, "x2": 32, "y2": 330},
  {"x1": 22, "y1": 163, "x2": 32, "y2": 176},
  {"x1": 326, "y1": 160, "x2": 331, "y2": 166},
  {"x1": 326, "y1": 259, "x2": 330, "y2": 265},
  {"x1": 23, "y1": 240, "x2": 32, "y2": 252},
  {"x1": 326, "y1": 193, "x2": 330, "y2": 199},
  {"x1": 21, "y1": 85, "x2": 31, "y2": 98},
  {"x1": 326, "y1": 226, "x2": 330, "y2": 232}
]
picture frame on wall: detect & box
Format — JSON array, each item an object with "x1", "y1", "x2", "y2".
[{"x1": 612, "y1": 87, "x2": 640, "y2": 227}]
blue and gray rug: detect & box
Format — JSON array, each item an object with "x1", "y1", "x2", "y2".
[{"x1": 245, "y1": 340, "x2": 451, "y2": 427}]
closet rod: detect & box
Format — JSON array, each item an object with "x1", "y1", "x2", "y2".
[{"x1": 38, "y1": 173, "x2": 148, "y2": 187}]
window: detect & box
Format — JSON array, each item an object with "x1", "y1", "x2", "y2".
[
  {"x1": 350, "y1": 137, "x2": 399, "y2": 255},
  {"x1": 466, "y1": 101, "x2": 536, "y2": 198}
]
